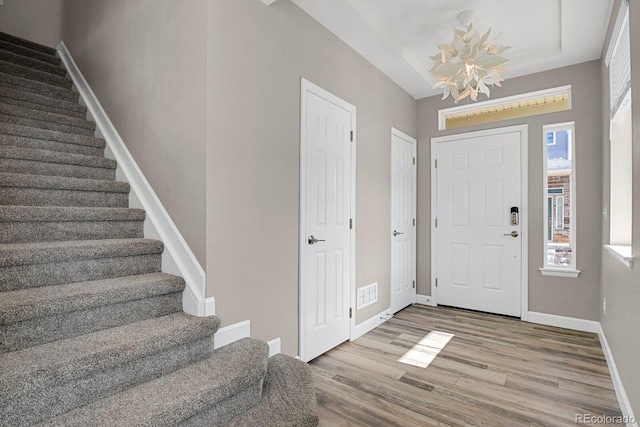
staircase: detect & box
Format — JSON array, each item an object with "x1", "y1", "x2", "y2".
[{"x1": 0, "y1": 32, "x2": 318, "y2": 426}]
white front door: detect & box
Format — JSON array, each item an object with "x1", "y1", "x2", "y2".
[
  {"x1": 433, "y1": 127, "x2": 525, "y2": 317},
  {"x1": 300, "y1": 79, "x2": 355, "y2": 362},
  {"x1": 390, "y1": 128, "x2": 416, "y2": 314}
]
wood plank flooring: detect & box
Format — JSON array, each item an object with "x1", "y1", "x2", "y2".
[{"x1": 310, "y1": 305, "x2": 623, "y2": 426}]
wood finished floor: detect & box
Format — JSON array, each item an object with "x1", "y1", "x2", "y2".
[{"x1": 310, "y1": 305, "x2": 623, "y2": 427}]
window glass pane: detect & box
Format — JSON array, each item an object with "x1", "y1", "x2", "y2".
[{"x1": 545, "y1": 126, "x2": 574, "y2": 268}]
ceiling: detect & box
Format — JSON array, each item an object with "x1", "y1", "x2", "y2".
[{"x1": 290, "y1": 0, "x2": 614, "y2": 99}]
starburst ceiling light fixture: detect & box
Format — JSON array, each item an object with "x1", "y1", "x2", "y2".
[{"x1": 430, "y1": 15, "x2": 509, "y2": 104}]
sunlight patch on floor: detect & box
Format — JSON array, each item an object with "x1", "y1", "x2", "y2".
[{"x1": 397, "y1": 330, "x2": 454, "y2": 368}]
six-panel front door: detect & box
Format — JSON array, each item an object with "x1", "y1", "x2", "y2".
[
  {"x1": 301, "y1": 82, "x2": 354, "y2": 362},
  {"x1": 435, "y1": 130, "x2": 522, "y2": 317}
]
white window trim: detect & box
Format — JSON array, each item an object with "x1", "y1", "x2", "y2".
[
  {"x1": 604, "y1": 245, "x2": 633, "y2": 270},
  {"x1": 540, "y1": 122, "x2": 580, "y2": 278}
]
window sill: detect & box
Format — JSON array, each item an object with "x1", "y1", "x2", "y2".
[
  {"x1": 604, "y1": 245, "x2": 633, "y2": 270},
  {"x1": 539, "y1": 267, "x2": 581, "y2": 278}
]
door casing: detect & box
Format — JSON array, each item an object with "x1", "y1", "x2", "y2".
[
  {"x1": 430, "y1": 124, "x2": 529, "y2": 320},
  {"x1": 299, "y1": 78, "x2": 356, "y2": 361}
]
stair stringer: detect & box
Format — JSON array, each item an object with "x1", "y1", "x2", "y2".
[{"x1": 56, "y1": 41, "x2": 213, "y2": 317}]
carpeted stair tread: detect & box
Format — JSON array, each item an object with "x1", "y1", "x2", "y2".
[
  {"x1": 0, "y1": 122, "x2": 104, "y2": 148},
  {"x1": 40, "y1": 338, "x2": 269, "y2": 427},
  {"x1": 0, "y1": 206, "x2": 145, "y2": 243},
  {"x1": 227, "y1": 354, "x2": 320, "y2": 427},
  {"x1": 0, "y1": 86, "x2": 87, "y2": 119},
  {"x1": 0, "y1": 205, "x2": 145, "y2": 222},
  {"x1": 0, "y1": 60, "x2": 72, "y2": 90},
  {"x1": 0, "y1": 238, "x2": 163, "y2": 268},
  {"x1": 0, "y1": 71, "x2": 78, "y2": 103},
  {"x1": 0, "y1": 272, "x2": 184, "y2": 325},
  {"x1": 0, "y1": 32, "x2": 57, "y2": 56},
  {"x1": 0, "y1": 112, "x2": 95, "y2": 137},
  {"x1": 0, "y1": 312, "x2": 221, "y2": 403},
  {"x1": 0, "y1": 145, "x2": 115, "y2": 170},
  {"x1": 0, "y1": 39, "x2": 62, "y2": 66},
  {"x1": 0, "y1": 102, "x2": 94, "y2": 131},
  {"x1": 0, "y1": 49, "x2": 67, "y2": 77},
  {"x1": 0, "y1": 133, "x2": 103, "y2": 157},
  {"x1": 0, "y1": 172, "x2": 127, "y2": 193}
]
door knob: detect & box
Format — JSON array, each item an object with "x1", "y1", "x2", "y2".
[
  {"x1": 503, "y1": 231, "x2": 519, "y2": 237},
  {"x1": 393, "y1": 230, "x2": 404, "y2": 236},
  {"x1": 308, "y1": 235, "x2": 326, "y2": 245}
]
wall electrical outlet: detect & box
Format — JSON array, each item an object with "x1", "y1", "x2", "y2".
[{"x1": 603, "y1": 298, "x2": 607, "y2": 315}]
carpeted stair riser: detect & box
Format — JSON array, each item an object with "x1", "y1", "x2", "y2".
[
  {"x1": 0, "y1": 87, "x2": 87, "y2": 120},
  {"x1": 1, "y1": 315, "x2": 220, "y2": 426},
  {"x1": 0, "y1": 32, "x2": 58, "y2": 56},
  {"x1": 0, "y1": 133, "x2": 104, "y2": 157},
  {"x1": 0, "y1": 40, "x2": 62, "y2": 66},
  {"x1": 184, "y1": 385, "x2": 264, "y2": 427},
  {"x1": 5, "y1": 338, "x2": 213, "y2": 427},
  {"x1": 0, "y1": 253, "x2": 161, "y2": 292},
  {"x1": 0, "y1": 112, "x2": 95, "y2": 137},
  {"x1": 0, "y1": 206, "x2": 144, "y2": 243},
  {"x1": 0, "y1": 72, "x2": 79, "y2": 103},
  {"x1": 0, "y1": 122, "x2": 104, "y2": 148},
  {"x1": 227, "y1": 354, "x2": 320, "y2": 427},
  {"x1": 0, "y1": 145, "x2": 117, "y2": 180},
  {"x1": 0, "y1": 158, "x2": 116, "y2": 180},
  {"x1": 2, "y1": 292, "x2": 183, "y2": 352},
  {"x1": 0, "y1": 239, "x2": 164, "y2": 292},
  {"x1": 0, "y1": 273, "x2": 184, "y2": 351},
  {"x1": 40, "y1": 338, "x2": 269, "y2": 427},
  {"x1": 0, "y1": 49, "x2": 67, "y2": 77},
  {"x1": 0, "y1": 102, "x2": 94, "y2": 132},
  {"x1": 0, "y1": 60, "x2": 73, "y2": 90},
  {"x1": 0, "y1": 313, "x2": 220, "y2": 401},
  {"x1": 0, "y1": 173, "x2": 128, "y2": 208},
  {"x1": 0, "y1": 218, "x2": 142, "y2": 243}
]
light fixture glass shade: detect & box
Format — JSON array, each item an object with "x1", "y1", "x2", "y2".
[{"x1": 430, "y1": 23, "x2": 509, "y2": 103}]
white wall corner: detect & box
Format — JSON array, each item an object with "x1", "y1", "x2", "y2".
[
  {"x1": 214, "y1": 320, "x2": 251, "y2": 349},
  {"x1": 416, "y1": 294, "x2": 436, "y2": 306},
  {"x1": 351, "y1": 309, "x2": 392, "y2": 341},
  {"x1": 56, "y1": 41, "x2": 210, "y2": 317},
  {"x1": 267, "y1": 338, "x2": 281, "y2": 357},
  {"x1": 598, "y1": 325, "x2": 638, "y2": 427},
  {"x1": 260, "y1": 0, "x2": 278, "y2": 5}
]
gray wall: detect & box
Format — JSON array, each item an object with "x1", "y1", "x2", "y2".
[
  {"x1": 207, "y1": 0, "x2": 416, "y2": 355},
  {"x1": 600, "y1": 0, "x2": 640, "y2": 415},
  {"x1": 417, "y1": 61, "x2": 603, "y2": 321},
  {"x1": 59, "y1": 0, "x2": 208, "y2": 266},
  {"x1": 0, "y1": 0, "x2": 63, "y2": 48}
]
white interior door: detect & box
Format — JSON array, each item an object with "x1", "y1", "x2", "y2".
[
  {"x1": 434, "y1": 128, "x2": 524, "y2": 317},
  {"x1": 390, "y1": 128, "x2": 416, "y2": 314},
  {"x1": 300, "y1": 79, "x2": 355, "y2": 362}
]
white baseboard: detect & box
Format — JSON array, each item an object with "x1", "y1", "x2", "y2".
[
  {"x1": 416, "y1": 294, "x2": 436, "y2": 306},
  {"x1": 527, "y1": 311, "x2": 600, "y2": 333},
  {"x1": 351, "y1": 309, "x2": 392, "y2": 341},
  {"x1": 213, "y1": 320, "x2": 251, "y2": 349},
  {"x1": 267, "y1": 338, "x2": 281, "y2": 357},
  {"x1": 57, "y1": 41, "x2": 209, "y2": 317},
  {"x1": 597, "y1": 325, "x2": 638, "y2": 427}
]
